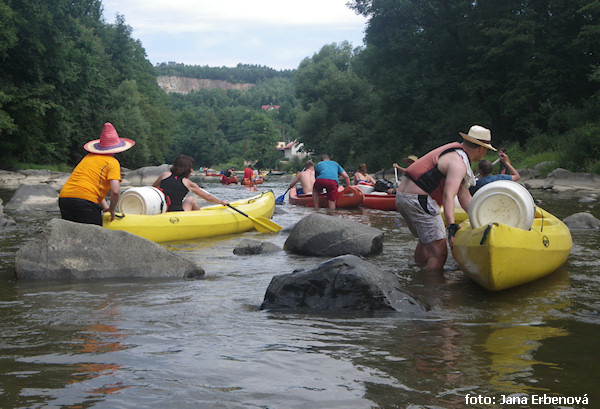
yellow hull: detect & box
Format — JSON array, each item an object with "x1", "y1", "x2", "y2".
[
  {"x1": 451, "y1": 207, "x2": 572, "y2": 291},
  {"x1": 103, "y1": 190, "x2": 276, "y2": 243},
  {"x1": 441, "y1": 206, "x2": 469, "y2": 226}
]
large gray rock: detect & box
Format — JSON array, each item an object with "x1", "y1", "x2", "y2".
[
  {"x1": 563, "y1": 212, "x2": 600, "y2": 230},
  {"x1": 122, "y1": 164, "x2": 170, "y2": 187},
  {"x1": 4, "y1": 184, "x2": 59, "y2": 212},
  {"x1": 284, "y1": 213, "x2": 384, "y2": 257},
  {"x1": 15, "y1": 218, "x2": 205, "y2": 280},
  {"x1": 260, "y1": 255, "x2": 428, "y2": 314}
]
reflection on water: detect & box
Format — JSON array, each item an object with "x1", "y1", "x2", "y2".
[
  {"x1": 0, "y1": 179, "x2": 599, "y2": 407},
  {"x1": 484, "y1": 324, "x2": 568, "y2": 394}
]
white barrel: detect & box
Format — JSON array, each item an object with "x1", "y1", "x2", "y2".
[
  {"x1": 469, "y1": 181, "x2": 535, "y2": 230},
  {"x1": 118, "y1": 187, "x2": 167, "y2": 215}
]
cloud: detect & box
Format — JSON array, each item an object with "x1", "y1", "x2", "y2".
[{"x1": 102, "y1": 0, "x2": 366, "y2": 69}]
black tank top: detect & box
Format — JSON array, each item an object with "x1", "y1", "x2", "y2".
[{"x1": 160, "y1": 174, "x2": 189, "y2": 212}]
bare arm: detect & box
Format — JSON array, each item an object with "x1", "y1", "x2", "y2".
[
  {"x1": 340, "y1": 171, "x2": 351, "y2": 188},
  {"x1": 185, "y1": 179, "x2": 228, "y2": 205},
  {"x1": 288, "y1": 174, "x2": 300, "y2": 189},
  {"x1": 393, "y1": 163, "x2": 407, "y2": 172},
  {"x1": 499, "y1": 153, "x2": 520, "y2": 182},
  {"x1": 152, "y1": 172, "x2": 170, "y2": 188},
  {"x1": 441, "y1": 158, "x2": 467, "y2": 227},
  {"x1": 107, "y1": 179, "x2": 120, "y2": 221}
]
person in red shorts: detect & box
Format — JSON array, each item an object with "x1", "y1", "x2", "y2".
[{"x1": 312, "y1": 154, "x2": 351, "y2": 209}]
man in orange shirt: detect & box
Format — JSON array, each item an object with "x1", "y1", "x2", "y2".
[{"x1": 59, "y1": 123, "x2": 135, "y2": 225}]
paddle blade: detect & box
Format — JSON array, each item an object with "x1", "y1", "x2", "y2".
[
  {"x1": 252, "y1": 216, "x2": 283, "y2": 233},
  {"x1": 226, "y1": 203, "x2": 282, "y2": 233},
  {"x1": 275, "y1": 194, "x2": 285, "y2": 205}
]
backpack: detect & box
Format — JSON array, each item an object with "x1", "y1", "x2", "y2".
[{"x1": 374, "y1": 179, "x2": 394, "y2": 192}]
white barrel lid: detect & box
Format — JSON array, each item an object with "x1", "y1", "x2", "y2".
[{"x1": 469, "y1": 181, "x2": 535, "y2": 230}]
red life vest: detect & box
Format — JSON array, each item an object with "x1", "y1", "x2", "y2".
[{"x1": 405, "y1": 142, "x2": 468, "y2": 205}]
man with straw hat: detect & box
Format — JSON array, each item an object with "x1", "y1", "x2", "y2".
[
  {"x1": 59, "y1": 123, "x2": 135, "y2": 226},
  {"x1": 395, "y1": 125, "x2": 496, "y2": 272}
]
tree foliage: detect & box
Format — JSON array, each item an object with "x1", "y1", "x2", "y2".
[
  {"x1": 2, "y1": 0, "x2": 600, "y2": 174},
  {"x1": 0, "y1": 0, "x2": 169, "y2": 168},
  {"x1": 340, "y1": 0, "x2": 600, "y2": 169}
]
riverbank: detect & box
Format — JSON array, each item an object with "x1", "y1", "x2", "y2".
[{"x1": 2, "y1": 164, "x2": 600, "y2": 194}]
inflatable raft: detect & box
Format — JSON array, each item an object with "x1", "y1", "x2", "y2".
[{"x1": 289, "y1": 186, "x2": 364, "y2": 208}]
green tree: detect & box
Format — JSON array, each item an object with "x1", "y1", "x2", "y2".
[{"x1": 294, "y1": 42, "x2": 376, "y2": 168}]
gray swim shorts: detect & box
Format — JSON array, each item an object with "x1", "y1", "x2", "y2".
[{"x1": 395, "y1": 193, "x2": 446, "y2": 244}]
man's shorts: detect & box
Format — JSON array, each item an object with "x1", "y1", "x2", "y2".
[
  {"x1": 395, "y1": 193, "x2": 446, "y2": 244},
  {"x1": 314, "y1": 179, "x2": 339, "y2": 201}
]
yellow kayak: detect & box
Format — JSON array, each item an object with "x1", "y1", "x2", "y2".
[
  {"x1": 103, "y1": 190, "x2": 276, "y2": 243},
  {"x1": 451, "y1": 207, "x2": 572, "y2": 291}
]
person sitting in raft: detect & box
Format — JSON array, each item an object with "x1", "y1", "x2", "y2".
[
  {"x1": 154, "y1": 155, "x2": 229, "y2": 211},
  {"x1": 287, "y1": 161, "x2": 315, "y2": 195},
  {"x1": 59, "y1": 122, "x2": 134, "y2": 226},
  {"x1": 220, "y1": 167, "x2": 239, "y2": 184},
  {"x1": 353, "y1": 163, "x2": 377, "y2": 186},
  {"x1": 469, "y1": 151, "x2": 520, "y2": 195}
]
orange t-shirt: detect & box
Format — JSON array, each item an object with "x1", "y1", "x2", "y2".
[{"x1": 59, "y1": 154, "x2": 121, "y2": 203}]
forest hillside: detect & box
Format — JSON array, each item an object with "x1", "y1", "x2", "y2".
[{"x1": 1, "y1": 0, "x2": 600, "y2": 174}]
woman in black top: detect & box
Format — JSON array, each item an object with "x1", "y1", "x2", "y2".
[{"x1": 153, "y1": 155, "x2": 228, "y2": 211}]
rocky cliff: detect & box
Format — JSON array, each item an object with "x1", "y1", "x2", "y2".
[{"x1": 156, "y1": 76, "x2": 254, "y2": 94}]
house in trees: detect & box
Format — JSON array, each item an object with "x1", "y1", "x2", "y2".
[{"x1": 276, "y1": 141, "x2": 307, "y2": 160}]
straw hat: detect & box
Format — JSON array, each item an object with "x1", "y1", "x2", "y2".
[
  {"x1": 84, "y1": 123, "x2": 135, "y2": 154},
  {"x1": 459, "y1": 125, "x2": 497, "y2": 151},
  {"x1": 403, "y1": 155, "x2": 419, "y2": 163}
]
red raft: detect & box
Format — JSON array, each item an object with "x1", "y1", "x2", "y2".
[
  {"x1": 220, "y1": 175, "x2": 239, "y2": 184},
  {"x1": 289, "y1": 186, "x2": 364, "y2": 208},
  {"x1": 242, "y1": 178, "x2": 264, "y2": 186},
  {"x1": 362, "y1": 192, "x2": 396, "y2": 211}
]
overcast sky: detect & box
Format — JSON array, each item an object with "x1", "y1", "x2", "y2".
[{"x1": 101, "y1": 0, "x2": 367, "y2": 70}]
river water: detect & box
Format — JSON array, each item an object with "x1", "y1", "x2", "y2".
[{"x1": 0, "y1": 176, "x2": 598, "y2": 409}]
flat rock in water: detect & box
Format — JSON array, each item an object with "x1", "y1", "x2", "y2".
[
  {"x1": 563, "y1": 212, "x2": 600, "y2": 230},
  {"x1": 543, "y1": 168, "x2": 600, "y2": 191},
  {"x1": 284, "y1": 213, "x2": 384, "y2": 257},
  {"x1": 0, "y1": 199, "x2": 16, "y2": 230},
  {"x1": 15, "y1": 218, "x2": 205, "y2": 280},
  {"x1": 260, "y1": 254, "x2": 428, "y2": 314},
  {"x1": 4, "y1": 184, "x2": 59, "y2": 212},
  {"x1": 233, "y1": 239, "x2": 281, "y2": 255}
]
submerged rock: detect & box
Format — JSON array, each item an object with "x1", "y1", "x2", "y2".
[
  {"x1": 563, "y1": 212, "x2": 600, "y2": 230},
  {"x1": 233, "y1": 239, "x2": 281, "y2": 255},
  {"x1": 15, "y1": 218, "x2": 205, "y2": 280},
  {"x1": 260, "y1": 254, "x2": 428, "y2": 315}
]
